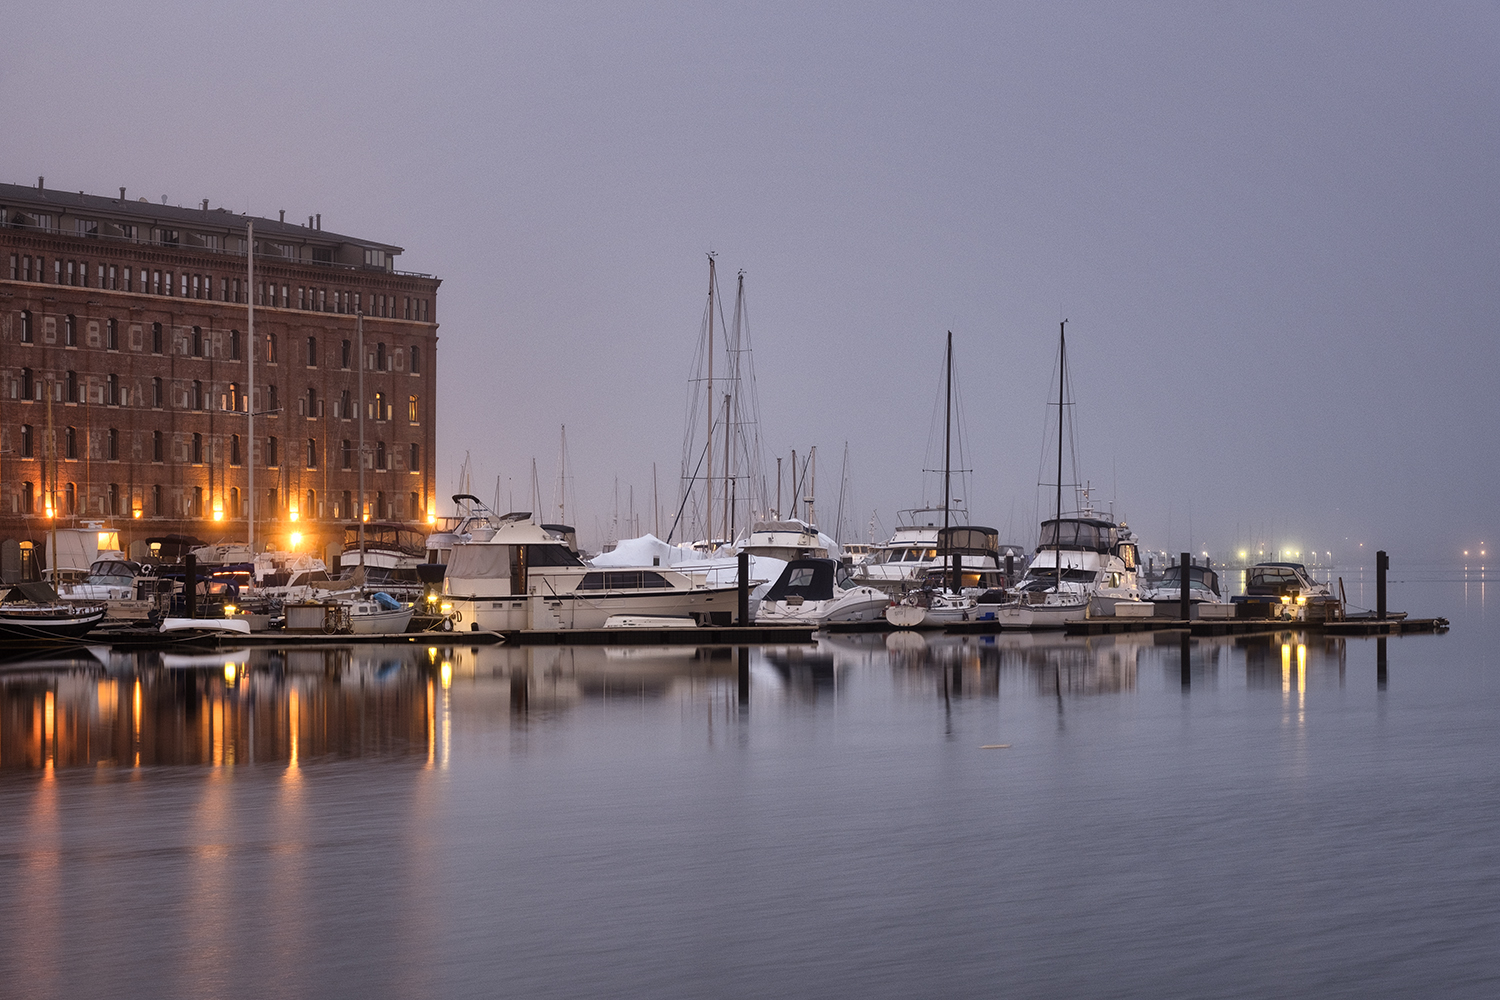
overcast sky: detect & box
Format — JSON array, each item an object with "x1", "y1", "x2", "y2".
[{"x1": 5, "y1": 2, "x2": 1497, "y2": 561}]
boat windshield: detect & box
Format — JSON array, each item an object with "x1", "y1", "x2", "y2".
[
  {"x1": 1019, "y1": 567, "x2": 1099, "y2": 591},
  {"x1": 1036, "y1": 520, "x2": 1117, "y2": 553}
]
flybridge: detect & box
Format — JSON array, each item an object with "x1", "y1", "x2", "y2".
[{"x1": 1036, "y1": 518, "x2": 1118, "y2": 554}]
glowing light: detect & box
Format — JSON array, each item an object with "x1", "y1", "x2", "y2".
[
  {"x1": 289, "y1": 532, "x2": 302, "y2": 550},
  {"x1": 1238, "y1": 550, "x2": 1247, "y2": 560},
  {"x1": 440, "y1": 602, "x2": 452, "y2": 615},
  {"x1": 440, "y1": 661, "x2": 453, "y2": 689},
  {"x1": 212, "y1": 497, "x2": 224, "y2": 521},
  {"x1": 133, "y1": 509, "x2": 143, "y2": 519},
  {"x1": 213, "y1": 509, "x2": 224, "y2": 521},
  {"x1": 288, "y1": 501, "x2": 299, "y2": 522},
  {"x1": 224, "y1": 661, "x2": 237, "y2": 684},
  {"x1": 223, "y1": 604, "x2": 238, "y2": 617},
  {"x1": 427, "y1": 513, "x2": 437, "y2": 526},
  {"x1": 44, "y1": 502, "x2": 54, "y2": 519},
  {"x1": 427, "y1": 647, "x2": 437, "y2": 661}
]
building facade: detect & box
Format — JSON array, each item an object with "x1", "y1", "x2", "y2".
[{"x1": 0, "y1": 178, "x2": 440, "y2": 566}]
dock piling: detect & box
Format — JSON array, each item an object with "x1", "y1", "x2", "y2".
[
  {"x1": 185, "y1": 554, "x2": 197, "y2": 619},
  {"x1": 1376, "y1": 550, "x2": 1388, "y2": 621},
  {"x1": 1180, "y1": 551, "x2": 1190, "y2": 622},
  {"x1": 737, "y1": 551, "x2": 750, "y2": 625}
]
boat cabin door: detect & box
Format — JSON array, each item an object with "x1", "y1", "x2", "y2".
[{"x1": 509, "y1": 545, "x2": 528, "y2": 596}]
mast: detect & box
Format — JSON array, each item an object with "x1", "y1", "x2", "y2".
[
  {"x1": 705, "y1": 255, "x2": 716, "y2": 547},
  {"x1": 943, "y1": 331, "x2": 953, "y2": 538},
  {"x1": 246, "y1": 220, "x2": 255, "y2": 553},
  {"x1": 1055, "y1": 319, "x2": 1067, "y2": 592},
  {"x1": 357, "y1": 310, "x2": 366, "y2": 574},
  {"x1": 721, "y1": 392, "x2": 732, "y2": 543}
]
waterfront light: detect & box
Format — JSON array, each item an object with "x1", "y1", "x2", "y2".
[
  {"x1": 440, "y1": 661, "x2": 453, "y2": 689},
  {"x1": 224, "y1": 662, "x2": 237, "y2": 684},
  {"x1": 289, "y1": 531, "x2": 302, "y2": 550}
]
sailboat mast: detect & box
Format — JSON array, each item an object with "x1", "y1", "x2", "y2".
[
  {"x1": 1055, "y1": 319, "x2": 1067, "y2": 592},
  {"x1": 358, "y1": 310, "x2": 366, "y2": 574},
  {"x1": 943, "y1": 331, "x2": 953, "y2": 537},
  {"x1": 246, "y1": 219, "x2": 255, "y2": 553},
  {"x1": 721, "y1": 392, "x2": 732, "y2": 544},
  {"x1": 705, "y1": 255, "x2": 715, "y2": 547}
]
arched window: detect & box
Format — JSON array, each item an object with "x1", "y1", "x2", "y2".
[
  {"x1": 65, "y1": 314, "x2": 77, "y2": 346},
  {"x1": 376, "y1": 342, "x2": 386, "y2": 370},
  {"x1": 153, "y1": 431, "x2": 163, "y2": 463},
  {"x1": 20, "y1": 310, "x2": 33, "y2": 343},
  {"x1": 306, "y1": 386, "x2": 317, "y2": 417},
  {"x1": 107, "y1": 318, "x2": 118, "y2": 351},
  {"x1": 109, "y1": 428, "x2": 120, "y2": 461},
  {"x1": 22, "y1": 481, "x2": 34, "y2": 514},
  {"x1": 306, "y1": 438, "x2": 317, "y2": 468},
  {"x1": 152, "y1": 377, "x2": 163, "y2": 408},
  {"x1": 266, "y1": 436, "x2": 279, "y2": 468},
  {"x1": 376, "y1": 441, "x2": 387, "y2": 470},
  {"x1": 193, "y1": 380, "x2": 203, "y2": 410},
  {"x1": 229, "y1": 487, "x2": 240, "y2": 517},
  {"x1": 66, "y1": 427, "x2": 77, "y2": 460},
  {"x1": 192, "y1": 326, "x2": 203, "y2": 357},
  {"x1": 66, "y1": 370, "x2": 77, "y2": 403},
  {"x1": 230, "y1": 329, "x2": 241, "y2": 360},
  {"x1": 20, "y1": 424, "x2": 33, "y2": 458},
  {"x1": 21, "y1": 368, "x2": 34, "y2": 400},
  {"x1": 266, "y1": 333, "x2": 278, "y2": 364},
  {"x1": 230, "y1": 434, "x2": 241, "y2": 466},
  {"x1": 307, "y1": 336, "x2": 317, "y2": 367},
  {"x1": 305, "y1": 489, "x2": 316, "y2": 520},
  {"x1": 152, "y1": 322, "x2": 163, "y2": 354},
  {"x1": 65, "y1": 483, "x2": 76, "y2": 515},
  {"x1": 108, "y1": 374, "x2": 119, "y2": 406},
  {"x1": 192, "y1": 433, "x2": 203, "y2": 464},
  {"x1": 410, "y1": 442, "x2": 420, "y2": 470},
  {"x1": 109, "y1": 484, "x2": 120, "y2": 516},
  {"x1": 342, "y1": 440, "x2": 352, "y2": 470}
]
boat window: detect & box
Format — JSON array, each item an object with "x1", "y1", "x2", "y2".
[
  {"x1": 639, "y1": 571, "x2": 670, "y2": 589},
  {"x1": 577, "y1": 572, "x2": 606, "y2": 591},
  {"x1": 526, "y1": 544, "x2": 582, "y2": 567},
  {"x1": 788, "y1": 567, "x2": 816, "y2": 588}
]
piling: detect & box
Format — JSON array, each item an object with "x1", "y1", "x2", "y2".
[
  {"x1": 1376, "y1": 550, "x2": 1388, "y2": 621},
  {"x1": 185, "y1": 554, "x2": 197, "y2": 619},
  {"x1": 951, "y1": 552, "x2": 962, "y2": 594},
  {"x1": 737, "y1": 551, "x2": 750, "y2": 625},
  {"x1": 1180, "y1": 551, "x2": 1190, "y2": 622}
]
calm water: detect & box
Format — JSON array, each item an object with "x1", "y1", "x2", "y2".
[{"x1": 2, "y1": 567, "x2": 1497, "y2": 998}]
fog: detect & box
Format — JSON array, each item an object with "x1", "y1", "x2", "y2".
[{"x1": 5, "y1": 2, "x2": 1496, "y2": 560}]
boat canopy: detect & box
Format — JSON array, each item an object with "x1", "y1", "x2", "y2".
[
  {"x1": 1036, "y1": 518, "x2": 1118, "y2": 554},
  {"x1": 937, "y1": 526, "x2": 1000, "y2": 556},
  {"x1": 1156, "y1": 563, "x2": 1221, "y2": 597},
  {"x1": 1244, "y1": 563, "x2": 1315, "y2": 597},
  {"x1": 342, "y1": 523, "x2": 427, "y2": 556},
  {"x1": 764, "y1": 559, "x2": 841, "y2": 603}
]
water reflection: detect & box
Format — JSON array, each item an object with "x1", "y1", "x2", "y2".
[{"x1": 0, "y1": 630, "x2": 1371, "y2": 771}]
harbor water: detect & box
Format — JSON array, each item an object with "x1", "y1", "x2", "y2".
[{"x1": 1, "y1": 567, "x2": 1496, "y2": 998}]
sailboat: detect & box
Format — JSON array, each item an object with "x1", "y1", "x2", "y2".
[
  {"x1": 882, "y1": 332, "x2": 1001, "y2": 627},
  {"x1": 997, "y1": 322, "x2": 1143, "y2": 629}
]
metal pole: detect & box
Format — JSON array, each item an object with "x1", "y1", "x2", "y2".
[
  {"x1": 246, "y1": 220, "x2": 255, "y2": 553},
  {"x1": 738, "y1": 550, "x2": 750, "y2": 625},
  {"x1": 706, "y1": 256, "x2": 715, "y2": 548}
]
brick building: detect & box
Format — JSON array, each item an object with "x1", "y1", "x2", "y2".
[{"x1": 0, "y1": 178, "x2": 440, "y2": 566}]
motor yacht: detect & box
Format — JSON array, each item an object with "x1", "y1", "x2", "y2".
[
  {"x1": 996, "y1": 517, "x2": 1144, "y2": 628},
  {"x1": 756, "y1": 558, "x2": 890, "y2": 626},
  {"x1": 444, "y1": 511, "x2": 739, "y2": 631}
]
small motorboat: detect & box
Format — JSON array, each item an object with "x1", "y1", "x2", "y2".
[
  {"x1": 884, "y1": 588, "x2": 978, "y2": 628},
  {"x1": 346, "y1": 593, "x2": 416, "y2": 634},
  {"x1": 757, "y1": 558, "x2": 890, "y2": 626},
  {"x1": 160, "y1": 617, "x2": 252, "y2": 635}
]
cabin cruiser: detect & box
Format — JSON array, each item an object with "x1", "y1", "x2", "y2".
[
  {"x1": 339, "y1": 522, "x2": 429, "y2": 599},
  {"x1": 854, "y1": 515, "x2": 1008, "y2": 595},
  {"x1": 1237, "y1": 562, "x2": 1339, "y2": 619},
  {"x1": 756, "y1": 558, "x2": 890, "y2": 626},
  {"x1": 1144, "y1": 562, "x2": 1224, "y2": 604},
  {"x1": 56, "y1": 555, "x2": 160, "y2": 621},
  {"x1": 444, "y1": 511, "x2": 740, "y2": 630},
  {"x1": 995, "y1": 517, "x2": 1144, "y2": 628}
]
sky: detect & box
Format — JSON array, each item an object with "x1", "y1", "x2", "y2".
[{"x1": 4, "y1": 2, "x2": 1497, "y2": 562}]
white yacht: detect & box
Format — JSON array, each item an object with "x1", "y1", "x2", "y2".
[
  {"x1": 1144, "y1": 562, "x2": 1225, "y2": 604},
  {"x1": 444, "y1": 511, "x2": 739, "y2": 631},
  {"x1": 997, "y1": 517, "x2": 1144, "y2": 628},
  {"x1": 756, "y1": 558, "x2": 890, "y2": 626}
]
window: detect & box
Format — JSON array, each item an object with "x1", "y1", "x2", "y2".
[
  {"x1": 65, "y1": 483, "x2": 76, "y2": 515},
  {"x1": 374, "y1": 391, "x2": 387, "y2": 421},
  {"x1": 408, "y1": 395, "x2": 418, "y2": 423},
  {"x1": 153, "y1": 431, "x2": 163, "y2": 463},
  {"x1": 192, "y1": 326, "x2": 203, "y2": 357},
  {"x1": 307, "y1": 439, "x2": 317, "y2": 468},
  {"x1": 180, "y1": 274, "x2": 188, "y2": 297},
  {"x1": 376, "y1": 342, "x2": 386, "y2": 370},
  {"x1": 230, "y1": 434, "x2": 241, "y2": 466},
  {"x1": 410, "y1": 344, "x2": 420, "y2": 374},
  {"x1": 342, "y1": 490, "x2": 352, "y2": 520},
  {"x1": 152, "y1": 322, "x2": 163, "y2": 354},
  {"x1": 306, "y1": 386, "x2": 317, "y2": 417},
  {"x1": 267, "y1": 385, "x2": 278, "y2": 413},
  {"x1": 20, "y1": 310, "x2": 32, "y2": 343},
  {"x1": 376, "y1": 492, "x2": 387, "y2": 519},
  {"x1": 153, "y1": 485, "x2": 163, "y2": 517},
  {"x1": 109, "y1": 484, "x2": 120, "y2": 516},
  {"x1": 108, "y1": 265, "x2": 117, "y2": 289},
  {"x1": 340, "y1": 389, "x2": 351, "y2": 419},
  {"x1": 229, "y1": 487, "x2": 240, "y2": 518},
  {"x1": 107, "y1": 374, "x2": 119, "y2": 406},
  {"x1": 65, "y1": 314, "x2": 77, "y2": 346},
  {"x1": 20, "y1": 424, "x2": 33, "y2": 458},
  {"x1": 193, "y1": 380, "x2": 203, "y2": 410},
  {"x1": 409, "y1": 442, "x2": 420, "y2": 471},
  {"x1": 109, "y1": 428, "x2": 119, "y2": 461},
  {"x1": 22, "y1": 482, "x2": 34, "y2": 514},
  {"x1": 108, "y1": 318, "x2": 119, "y2": 351},
  {"x1": 21, "y1": 368, "x2": 34, "y2": 400},
  {"x1": 66, "y1": 427, "x2": 77, "y2": 460},
  {"x1": 266, "y1": 333, "x2": 277, "y2": 363},
  {"x1": 66, "y1": 371, "x2": 77, "y2": 403},
  {"x1": 306, "y1": 489, "x2": 316, "y2": 521},
  {"x1": 268, "y1": 488, "x2": 279, "y2": 514},
  {"x1": 191, "y1": 432, "x2": 203, "y2": 464},
  {"x1": 152, "y1": 377, "x2": 163, "y2": 409},
  {"x1": 364, "y1": 248, "x2": 387, "y2": 269},
  {"x1": 193, "y1": 486, "x2": 203, "y2": 518},
  {"x1": 342, "y1": 439, "x2": 352, "y2": 470},
  {"x1": 307, "y1": 336, "x2": 317, "y2": 367},
  {"x1": 410, "y1": 492, "x2": 420, "y2": 520},
  {"x1": 267, "y1": 436, "x2": 278, "y2": 467},
  {"x1": 230, "y1": 329, "x2": 241, "y2": 360},
  {"x1": 376, "y1": 441, "x2": 387, "y2": 470},
  {"x1": 341, "y1": 339, "x2": 351, "y2": 369}
]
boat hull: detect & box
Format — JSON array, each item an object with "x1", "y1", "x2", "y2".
[
  {"x1": 452, "y1": 584, "x2": 740, "y2": 632},
  {"x1": 348, "y1": 607, "x2": 416, "y2": 634},
  {"x1": 995, "y1": 601, "x2": 1089, "y2": 629},
  {"x1": 0, "y1": 607, "x2": 107, "y2": 642}
]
